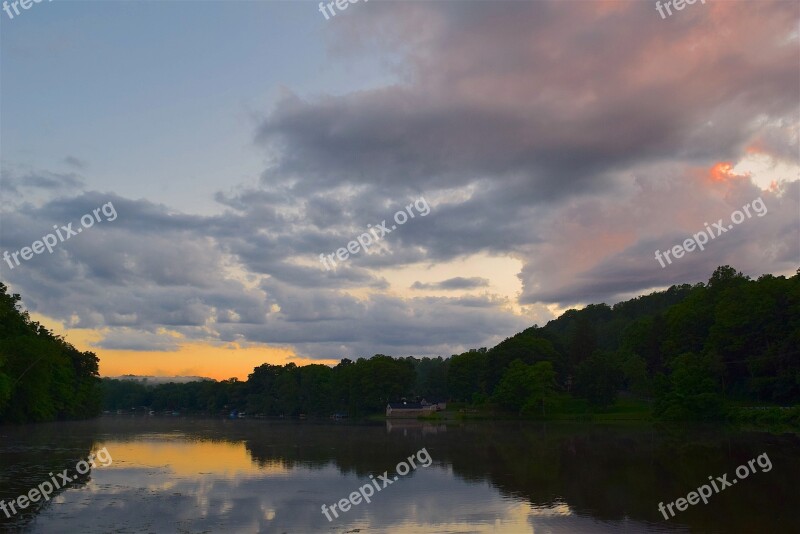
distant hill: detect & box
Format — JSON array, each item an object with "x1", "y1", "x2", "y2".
[{"x1": 108, "y1": 375, "x2": 213, "y2": 384}]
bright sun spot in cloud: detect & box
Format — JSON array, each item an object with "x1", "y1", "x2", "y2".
[
  {"x1": 733, "y1": 152, "x2": 800, "y2": 192},
  {"x1": 709, "y1": 162, "x2": 742, "y2": 183}
]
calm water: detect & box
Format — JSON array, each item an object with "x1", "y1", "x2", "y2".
[{"x1": 0, "y1": 418, "x2": 797, "y2": 533}]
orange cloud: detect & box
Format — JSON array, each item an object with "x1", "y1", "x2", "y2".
[{"x1": 709, "y1": 161, "x2": 750, "y2": 183}]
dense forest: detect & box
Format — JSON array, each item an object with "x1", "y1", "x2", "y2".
[
  {"x1": 100, "y1": 266, "x2": 800, "y2": 421},
  {"x1": 0, "y1": 283, "x2": 101, "y2": 424}
]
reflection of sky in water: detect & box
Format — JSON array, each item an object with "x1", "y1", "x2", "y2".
[{"x1": 25, "y1": 436, "x2": 679, "y2": 534}]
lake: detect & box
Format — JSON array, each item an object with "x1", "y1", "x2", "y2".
[{"x1": 0, "y1": 417, "x2": 797, "y2": 533}]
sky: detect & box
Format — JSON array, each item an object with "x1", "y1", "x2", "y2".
[{"x1": 1, "y1": 0, "x2": 798, "y2": 380}]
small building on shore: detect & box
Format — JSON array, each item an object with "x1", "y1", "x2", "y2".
[
  {"x1": 386, "y1": 402, "x2": 426, "y2": 417},
  {"x1": 386, "y1": 401, "x2": 442, "y2": 417},
  {"x1": 421, "y1": 399, "x2": 447, "y2": 411}
]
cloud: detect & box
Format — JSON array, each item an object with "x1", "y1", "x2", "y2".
[
  {"x1": 257, "y1": 0, "x2": 797, "y2": 203},
  {"x1": 412, "y1": 277, "x2": 490, "y2": 290},
  {"x1": 63, "y1": 156, "x2": 87, "y2": 169},
  {"x1": 1, "y1": 0, "x2": 797, "y2": 362},
  {"x1": 94, "y1": 329, "x2": 182, "y2": 352},
  {"x1": 517, "y1": 169, "x2": 799, "y2": 305},
  {"x1": 0, "y1": 187, "x2": 527, "y2": 358},
  {"x1": 0, "y1": 168, "x2": 84, "y2": 202}
]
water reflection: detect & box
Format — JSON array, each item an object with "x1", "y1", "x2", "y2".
[
  {"x1": 0, "y1": 422, "x2": 101, "y2": 531},
  {"x1": 0, "y1": 418, "x2": 796, "y2": 533}
]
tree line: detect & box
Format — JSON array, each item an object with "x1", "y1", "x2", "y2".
[
  {"x1": 0, "y1": 283, "x2": 101, "y2": 424},
  {"x1": 3, "y1": 265, "x2": 798, "y2": 423},
  {"x1": 102, "y1": 266, "x2": 800, "y2": 421},
  {"x1": 448, "y1": 266, "x2": 799, "y2": 420}
]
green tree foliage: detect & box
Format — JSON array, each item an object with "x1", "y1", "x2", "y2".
[
  {"x1": 569, "y1": 313, "x2": 599, "y2": 369},
  {"x1": 493, "y1": 360, "x2": 556, "y2": 415},
  {"x1": 352, "y1": 355, "x2": 415, "y2": 415},
  {"x1": 0, "y1": 283, "x2": 101, "y2": 423},
  {"x1": 102, "y1": 354, "x2": 415, "y2": 417},
  {"x1": 407, "y1": 356, "x2": 448, "y2": 399},
  {"x1": 574, "y1": 351, "x2": 623, "y2": 408},
  {"x1": 654, "y1": 352, "x2": 726, "y2": 421},
  {"x1": 617, "y1": 350, "x2": 649, "y2": 397},
  {"x1": 485, "y1": 328, "x2": 563, "y2": 389},
  {"x1": 447, "y1": 349, "x2": 488, "y2": 402}
]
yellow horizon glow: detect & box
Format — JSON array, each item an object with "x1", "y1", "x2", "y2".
[
  {"x1": 28, "y1": 313, "x2": 339, "y2": 381},
  {"x1": 100, "y1": 440, "x2": 288, "y2": 478}
]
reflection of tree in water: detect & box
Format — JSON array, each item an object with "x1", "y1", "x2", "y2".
[
  {"x1": 243, "y1": 421, "x2": 800, "y2": 532},
  {"x1": 244, "y1": 423, "x2": 436, "y2": 476},
  {"x1": 0, "y1": 421, "x2": 100, "y2": 530},
  {"x1": 5, "y1": 418, "x2": 796, "y2": 532}
]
